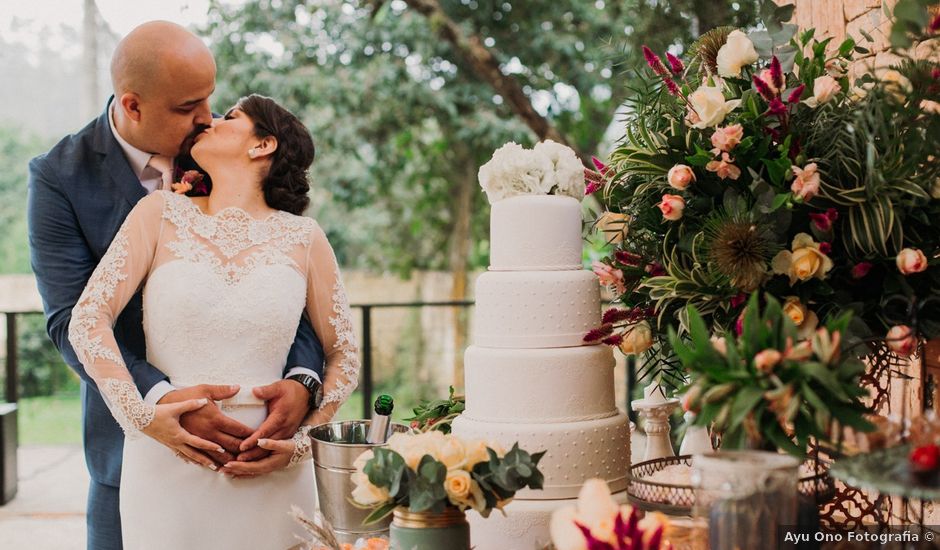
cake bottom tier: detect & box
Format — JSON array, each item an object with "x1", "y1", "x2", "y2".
[
  {"x1": 468, "y1": 490, "x2": 630, "y2": 550},
  {"x1": 452, "y1": 411, "x2": 632, "y2": 500}
]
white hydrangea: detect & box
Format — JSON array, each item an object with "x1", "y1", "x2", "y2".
[
  {"x1": 478, "y1": 142, "x2": 554, "y2": 204},
  {"x1": 534, "y1": 139, "x2": 585, "y2": 200}
]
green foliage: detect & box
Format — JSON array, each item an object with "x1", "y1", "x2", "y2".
[
  {"x1": 0, "y1": 125, "x2": 47, "y2": 274},
  {"x1": 670, "y1": 294, "x2": 872, "y2": 456},
  {"x1": 405, "y1": 385, "x2": 465, "y2": 434},
  {"x1": 359, "y1": 435, "x2": 544, "y2": 523}
]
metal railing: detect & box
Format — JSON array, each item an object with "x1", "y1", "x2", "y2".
[{"x1": 1, "y1": 302, "x2": 476, "y2": 416}]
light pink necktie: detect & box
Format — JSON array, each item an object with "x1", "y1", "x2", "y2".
[{"x1": 147, "y1": 155, "x2": 174, "y2": 190}]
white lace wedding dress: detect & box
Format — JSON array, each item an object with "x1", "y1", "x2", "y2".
[{"x1": 68, "y1": 191, "x2": 360, "y2": 549}]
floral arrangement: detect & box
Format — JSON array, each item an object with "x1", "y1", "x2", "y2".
[
  {"x1": 671, "y1": 293, "x2": 872, "y2": 456},
  {"x1": 404, "y1": 386, "x2": 465, "y2": 434},
  {"x1": 351, "y1": 431, "x2": 544, "y2": 523},
  {"x1": 290, "y1": 506, "x2": 388, "y2": 550},
  {"x1": 171, "y1": 169, "x2": 207, "y2": 195},
  {"x1": 479, "y1": 140, "x2": 585, "y2": 203},
  {"x1": 549, "y1": 478, "x2": 670, "y2": 550},
  {"x1": 584, "y1": 0, "x2": 940, "y2": 387}
]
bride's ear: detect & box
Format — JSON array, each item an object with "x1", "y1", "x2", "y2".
[{"x1": 250, "y1": 135, "x2": 278, "y2": 160}]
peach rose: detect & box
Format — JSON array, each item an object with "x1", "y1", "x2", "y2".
[
  {"x1": 437, "y1": 437, "x2": 467, "y2": 470},
  {"x1": 921, "y1": 100, "x2": 940, "y2": 116},
  {"x1": 592, "y1": 261, "x2": 627, "y2": 294},
  {"x1": 706, "y1": 152, "x2": 742, "y2": 180},
  {"x1": 791, "y1": 163, "x2": 821, "y2": 202},
  {"x1": 620, "y1": 321, "x2": 654, "y2": 355},
  {"x1": 716, "y1": 30, "x2": 759, "y2": 78},
  {"x1": 782, "y1": 296, "x2": 807, "y2": 326},
  {"x1": 595, "y1": 211, "x2": 630, "y2": 244},
  {"x1": 710, "y1": 335, "x2": 728, "y2": 356},
  {"x1": 896, "y1": 248, "x2": 928, "y2": 275},
  {"x1": 804, "y1": 75, "x2": 841, "y2": 108},
  {"x1": 710, "y1": 124, "x2": 744, "y2": 154},
  {"x1": 658, "y1": 194, "x2": 685, "y2": 221},
  {"x1": 667, "y1": 164, "x2": 696, "y2": 190},
  {"x1": 886, "y1": 325, "x2": 917, "y2": 356},
  {"x1": 444, "y1": 469, "x2": 471, "y2": 500},
  {"x1": 754, "y1": 349, "x2": 783, "y2": 373},
  {"x1": 772, "y1": 233, "x2": 834, "y2": 285}
]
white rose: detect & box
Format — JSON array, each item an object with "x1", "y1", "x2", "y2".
[
  {"x1": 463, "y1": 439, "x2": 491, "y2": 469},
  {"x1": 350, "y1": 471, "x2": 390, "y2": 506},
  {"x1": 804, "y1": 75, "x2": 840, "y2": 108},
  {"x1": 716, "y1": 30, "x2": 759, "y2": 78},
  {"x1": 550, "y1": 505, "x2": 588, "y2": 550},
  {"x1": 687, "y1": 84, "x2": 742, "y2": 129},
  {"x1": 436, "y1": 436, "x2": 467, "y2": 470},
  {"x1": 534, "y1": 139, "x2": 586, "y2": 200},
  {"x1": 576, "y1": 479, "x2": 618, "y2": 540}
]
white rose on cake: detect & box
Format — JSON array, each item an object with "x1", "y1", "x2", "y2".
[
  {"x1": 478, "y1": 142, "x2": 554, "y2": 204},
  {"x1": 534, "y1": 139, "x2": 585, "y2": 200}
]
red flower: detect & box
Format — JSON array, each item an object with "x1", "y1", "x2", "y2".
[
  {"x1": 818, "y1": 242, "x2": 832, "y2": 255},
  {"x1": 769, "y1": 56, "x2": 785, "y2": 90},
  {"x1": 787, "y1": 84, "x2": 806, "y2": 104},
  {"x1": 729, "y1": 293, "x2": 747, "y2": 309},
  {"x1": 930, "y1": 12, "x2": 940, "y2": 32},
  {"x1": 910, "y1": 444, "x2": 940, "y2": 472},
  {"x1": 645, "y1": 262, "x2": 666, "y2": 277},
  {"x1": 615, "y1": 250, "x2": 643, "y2": 267},
  {"x1": 665, "y1": 78, "x2": 681, "y2": 96},
  {"x1": 666, "y1": 52, "x2": 685, "y2": 75},
  {"x1": 809, "y1": 208, "x2": 838, "y2": 232},
  {"x1": 851, "y1": 262, "x2": 873, "y2": 279},
  {"x1": 584, "y1": 323, "x2": 615, "y2": 343},
  {"x1": 753, "y1": 74, "x2": 776, "y2": 101},
  {"x1": 642, "y1": 46, "x2": 668, "y2": 77},
  {"x1": 602, "y1": 334, "x2": 624, "y2": 346},
  {"x1": 592, "y1": 156, "x2": 610, "y2": 175},
  {"x1": 768, "y1": 97, "x2": 788, "y2": 116},
  {"x1": 602, "y1": 308, "x2": 631, "y2": 324}
]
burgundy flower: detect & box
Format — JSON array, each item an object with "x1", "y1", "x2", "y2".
[
  {"x1": 602, "y1": 308, "x2": 631, "y2": 324},
  {"x1": 768, "y1": 97, "x2": 788, "y2": 116},
  {"x1": 642, "y1": 46, "x2": 669, "y2": 77},
  {"x1": 601, "y1": 334, "x2": 624, "y2": 347},
  {"x1": 753, "y1": 74, "x2": 776, "y2": 101},
  {"x1": 933, "y1": 67, "x2": 940, "y2": 80},
  {"x1": 592, "y1": 156, "x2": 610, "y2": 175},
  {"x1": 730, "y1": 293, "x2": 747, "y2": 309},
  {"x1": 852, "y1": 261, "x2": 873, "y2": 279},
  {"x1": 770, "y1": 56, "x2": 785, "y2": 90},
  {"x1": 584, "y1": 323, "x2": 615, "y2": 343},
  {"x1": 930, "y1": 12, "x2": 940, "y2": 32},
  {"x1": 787, "y1": 84, "x2": 806, "y2": 104},
  {"x1": 585, "y1": 180, "x2": 601, "y2": 195},
  {"x1": 665, "y1": 78, "x2": 681, "y2": 96},
  {"x1": 666, "y1": 52, "x2": 684, "y2": 75},
  {"x1": 819, "y1": 242, "x2": 832, "y2": 255},
  {"x1": 645, "y1": 262, "x2": 666, "y2": 277},
  {"x1": 809, "y1": 208, "x2": 838, "y2": 232},
  {"x1": 584, "y1": 168, "x2": 604, "y2": 195},
  {"x1": 615, "y1": 250, "x2": 643, "y2": 267}
]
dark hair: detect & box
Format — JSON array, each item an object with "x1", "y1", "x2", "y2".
[{"x1": 236, "y1": 94, "x2": 314, "y2": 215}]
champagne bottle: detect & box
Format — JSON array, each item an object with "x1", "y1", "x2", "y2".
[{"x1": 366, "y1": 394, "x2": 394, "y2": 444}]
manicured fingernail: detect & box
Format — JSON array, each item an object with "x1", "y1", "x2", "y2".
[
  {"x1": 258, "y1": 439, "x2": 268, "y2": 446},
  {"x1": 198, "y1": 398, "x2": 208, "y2": 405},
  {"x1": 230, "y1": 385, "x2": 239, "y2": 391},
  {"x1": 209, "y1": 464, "x2": 218, "y2": 471},
  {"x1": 216, "y1": 447, "x2": 225, "y2": 454}
]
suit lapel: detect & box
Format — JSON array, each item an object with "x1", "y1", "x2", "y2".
[{"x1": 93, "y1": 98, "x2": 146, "y2": 209}]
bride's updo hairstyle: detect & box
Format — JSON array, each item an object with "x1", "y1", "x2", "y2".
[{"x1": 236, "y1": 94, "x2": 314, "y2": 215}]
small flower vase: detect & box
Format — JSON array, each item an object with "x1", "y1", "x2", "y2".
[{"x1": 389, "y1": 506, "x2": 470, "y2": 550}]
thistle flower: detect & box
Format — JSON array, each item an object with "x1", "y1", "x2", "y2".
[
  {"x1": 666, "y1": 52, "x2": 685, "y2": 75},
  {"x1": 706, "y1": 218, "x2": 775, "y2": 292},
  {"x1": 642, "y1": 46, "x2": 669, "y2": 77}
]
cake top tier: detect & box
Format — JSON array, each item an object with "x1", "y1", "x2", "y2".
[
  {"x1": 489, "y1": 195, "x2": 584, "y2": 271},
  {"x1": 478, "y1": 140, "x2": 586, "y2": 205}
]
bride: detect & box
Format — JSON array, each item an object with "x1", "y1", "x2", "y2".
[{"x1": 67, "y1": 94, "x2": 359, "y2": 548}]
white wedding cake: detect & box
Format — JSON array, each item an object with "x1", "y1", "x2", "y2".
[{"x1": 452, "y1": 142, "x2": 632, "y2": 549}]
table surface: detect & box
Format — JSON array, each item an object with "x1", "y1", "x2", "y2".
[{"x1": 829, "y1": 444, "x2": 940, "y2": 501}]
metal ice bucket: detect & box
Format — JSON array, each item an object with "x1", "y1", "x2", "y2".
[{"x1": 310, "y1": 420, "x2": 410, "y2": 543}]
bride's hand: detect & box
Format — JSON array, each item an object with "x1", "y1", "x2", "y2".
[
  {"x1": 219, "y1": 437, "x2": 296, "y2": 477},
  {"x1": 142, "y1": 398, "x2": 226, "y2": 470}
]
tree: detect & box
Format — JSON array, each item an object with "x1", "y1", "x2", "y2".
[{"x1": 201, "y1": 0, "x2": 759, "y2": 385}]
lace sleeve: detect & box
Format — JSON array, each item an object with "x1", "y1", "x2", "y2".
[
  {"x1": 304, "y1": 223, "x2": 360, "y2": 419},
  {"x1": 68, "y1": 193, "x2": 164, "y2": 436}
]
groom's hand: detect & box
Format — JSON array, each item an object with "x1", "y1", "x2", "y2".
[
  {"x1": 159, "y1": 384, "x2": 255, "y2": 465},
  {"x1": 236, "y1": 380, "x2": 309, "y2": 462}
]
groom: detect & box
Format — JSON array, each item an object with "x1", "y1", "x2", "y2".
[{"x1": 27, "y1": 22, "x2": 325, "y2": 550}]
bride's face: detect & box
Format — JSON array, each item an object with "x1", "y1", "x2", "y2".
[{"x1": 190, "y1": 108, "x2": 258, "y2": 165}]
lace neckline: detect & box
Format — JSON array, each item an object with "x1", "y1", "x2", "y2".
[{"x1": 181, "y1": 194, "x2": 286, "y2": 224}]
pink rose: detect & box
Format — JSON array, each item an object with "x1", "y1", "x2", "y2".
[
  {"x1": 658, "y1": 194, "x2": 686, "y2": 221},
  {"x1": 706, "y1": 152, "x2": 742, "y2": 180},
  {"x1": 592, "y1": 261, "x2": 627, "y2": 294},
  {"x1": 791, "y1": 163, "x2": 821, "y2": 202},
  {"x1": 667, "y1": 164, "x2": 696, "y2": 190},
  {"x1": 754, "y1": 349, "x2": 783, "y2": 373},
  {"x1": 710, "y1": 124, "x2": 744, "y2": 154},
  {"x1": 896, "y1": 248, "x2": 928, "y2": 275},
  {"x1": 886, "y1": 325, "x2": 917, "y2": 356}
]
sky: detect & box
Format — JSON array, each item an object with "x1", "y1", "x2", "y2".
[{"x1": 0, "y1": 0, "x2": 215, "y2": 62}]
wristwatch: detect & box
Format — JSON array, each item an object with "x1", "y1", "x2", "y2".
[{"x1": 287, "y1": 374, "x2": 324, "y2": 410}]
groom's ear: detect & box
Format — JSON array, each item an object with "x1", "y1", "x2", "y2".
[
  {"x1": 253, "y1": 135, "x2": 278, "y2": 159},
  {"x1": 118, "y1": 93, "x2": 143, "y2": 122}
]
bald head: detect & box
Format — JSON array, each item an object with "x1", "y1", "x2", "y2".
[{"x1": 111, "y1": 21, "x2": 215, "y2": 97}]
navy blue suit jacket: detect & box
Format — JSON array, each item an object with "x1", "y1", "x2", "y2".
[{"x1": 27, "y1": 101, "x2": 325, "y2": 487}]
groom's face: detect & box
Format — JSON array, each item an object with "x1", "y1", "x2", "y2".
[{"x1": 137, "y1": 60, "x2": 216, "y2": 157}]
